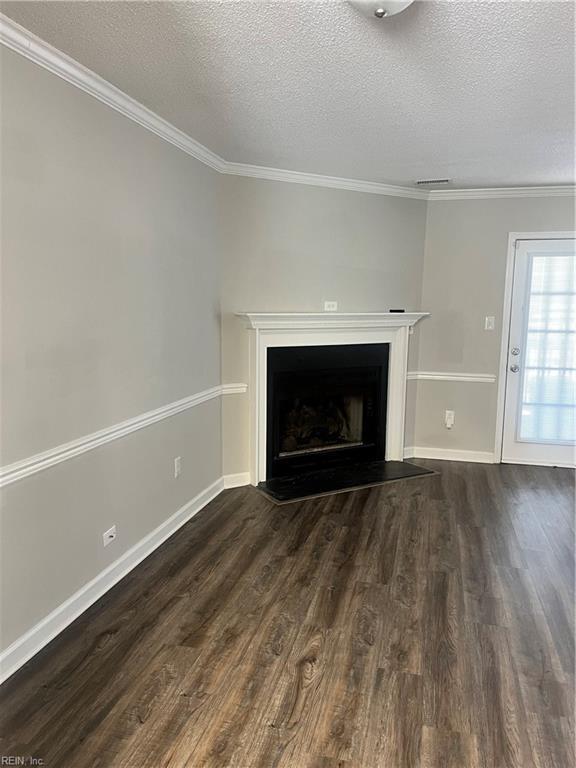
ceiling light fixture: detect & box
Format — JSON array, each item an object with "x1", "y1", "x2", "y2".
[{"x1": 349, "y1": 1, "x2": 415, "y2": 20}]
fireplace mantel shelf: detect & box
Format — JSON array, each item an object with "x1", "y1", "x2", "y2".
[{"x1": 237, "y1": 312, "x2": 429, "y2": 330}]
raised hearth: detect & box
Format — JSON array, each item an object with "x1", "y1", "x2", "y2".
[{"x1": 259, "y1": 460, "x2": 435, "y2": 503}]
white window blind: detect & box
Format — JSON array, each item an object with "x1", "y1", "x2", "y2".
[{"x1": 518, "y1": 253, "x2": 576, "y2": 443}]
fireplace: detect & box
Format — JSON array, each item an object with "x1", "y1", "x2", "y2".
[
  {"x1": 237, "y1": 311, "x2": 431, "y2": 497},
  {"x1": 267, "y1": 344, "x2": 388, "y2": 479}
]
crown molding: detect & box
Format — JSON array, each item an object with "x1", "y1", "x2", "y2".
[
  {"x1": 0, "y1": 14, "x2": 226, "y2": 172},
  {"x1": 224, "y1": 161, "x2": 429, "y2": 199},
  {"x1": 428, "y1": 186, "x2": 575, "y2": 200},
  {"x1": 1, "y1": 14, "x2": 573, "y2": 202}
]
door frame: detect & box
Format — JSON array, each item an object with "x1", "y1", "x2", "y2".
[{"x1": 494, "y1": 231, "x2": 576, "y2": 463}]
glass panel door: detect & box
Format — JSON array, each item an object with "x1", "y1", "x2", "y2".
[
  {"x1": 502, "y1": 238, "x2": 576, "y2": 467},
  {"x1": 518, "y1": 253, "x2": 576, "y2": 443}
]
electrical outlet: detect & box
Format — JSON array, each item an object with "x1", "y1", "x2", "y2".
[
  {"x1": 174, "y1": 456, "x2": 182, "y2": 479},
  {"x1": 484, "y1": 316, "x2": 495, "y2": 331},
  {"x1": 444, "y1": 410, "x2": 455, "y2": 429},
  {"x1": 324, "y1": 301, "x2": 338, "y2": 312},
  {"x1": 103, "y1": 525, "x2": 117, "y2": 547}
]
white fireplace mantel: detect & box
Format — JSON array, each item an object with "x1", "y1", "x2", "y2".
[
  {"x1": 236, "y1": 312, "x2": 429, "y2": 484},
  {"x1": 238, "y1": 312, "x2": 428, "y2": 331}
]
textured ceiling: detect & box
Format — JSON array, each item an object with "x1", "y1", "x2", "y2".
[{"x1": 2, "y1": 0, "x2": 574, "y2": 187}]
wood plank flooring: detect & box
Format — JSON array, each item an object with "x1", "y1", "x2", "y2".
[{"x1": 0, "y1": 460, "x2": 574, "y2": 767}]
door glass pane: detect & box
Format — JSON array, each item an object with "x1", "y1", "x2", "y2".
[{"x1": 518, "y1": 252, "x2": 576, "y2": 443}]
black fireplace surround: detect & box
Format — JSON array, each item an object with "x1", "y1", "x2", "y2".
[{"x1": 266, "y1": 343, "x2": 389, "y2": 480}]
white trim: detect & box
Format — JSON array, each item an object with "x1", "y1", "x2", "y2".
[
  {"x1": 0, "y1": 477, "x2": 224, "y2": 684},
  {"x1": 220, "y1": 383, "x2": 249, "y2": 396},
  {"x1": 494, "y1": 233, "x2": 520, "y2": 462},
  {"x1": 1, "y1": 15, "x2": 573, "y2": 202},
  {"x1": 501, "y1": 458, "x2": 575, "y2": 469},
  {"x1": 428, "y1": 186, "x2": 575, "y2": 201},
  {"x1": 405, "y1": 446, "x2": 496, "y2": 464},
  {"x1": 501, "y1": 231, "x2": 576, "y2": 242},
  {"x1": 407, "y1": 371, "x2": 496, "y2": 383},
  {"x1": 223, "y1": 472, "x2": 251, "y2": 489},
  {"x1": 0, "y1": 14, "x2": 226, "y2": 172},
  {"x1": 237, "y1": 312, "x2": 429, "y2": 330},
  {"x1": 494, "y1": 231, "x2": 576, "y2": 462},
  {"x1": 0, "y1": 383, "x2": 248, "y2": 488},
  {"x1": 225, "y1": 162, "x2": 429, "y2": 199}
]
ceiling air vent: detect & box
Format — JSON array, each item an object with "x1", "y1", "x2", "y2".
[{"x1": 415, "y1": 179, "x2": 451, "y2": 186}]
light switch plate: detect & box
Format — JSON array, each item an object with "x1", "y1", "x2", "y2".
[{"x1": 484, "y1": 316, "x2": 495, "y2": 331}]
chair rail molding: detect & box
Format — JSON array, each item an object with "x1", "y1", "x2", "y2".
[
  {"x1": 0, "y1": 383, "x2": 248, "y2": 488},
  {"x1": 2, "y1": 14, "x2": 574, "y2": 201},
  {"x1": 407, "y1": 371, "x2": 497, "y2": 383}
]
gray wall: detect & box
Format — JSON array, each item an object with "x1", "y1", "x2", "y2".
[
  {"x1": 220, "y1": 175, "x2": 428, "y2": 474},
  {"x1": 1, "y1": 49, "x2": 221, "y2": 464},
  {"x1": 412, "y1": 197, "x2": 575, "y2": 453},
  {"x1": 0, "y1": 49, "x2": 222, "y2": 650}
]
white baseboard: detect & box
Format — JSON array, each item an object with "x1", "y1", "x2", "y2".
[
  {"x1": 0, "y1": 477, "x2": 224, "y2": 685},
  {"x1": 223, "y1": 472, "x2": 251, "y2": 489},
  {"x1": 501, "y1": 458, "x2": 575, "y2": 469},
  {"x1": 404, "y1": 446, "x2": 497, "y2": 464}
]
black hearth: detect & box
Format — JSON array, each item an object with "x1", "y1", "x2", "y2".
[{"x1": 260, "y1": 343, "x2": 434, "y2": 502}]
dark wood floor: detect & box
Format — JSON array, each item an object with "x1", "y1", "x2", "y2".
[{"x1": 1, "y1": 460, "x2": 574, "y2": 767}]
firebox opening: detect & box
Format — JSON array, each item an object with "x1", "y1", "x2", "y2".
[{"x1": 267, "y1": 344, "x2": 389, "y2": 480}]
